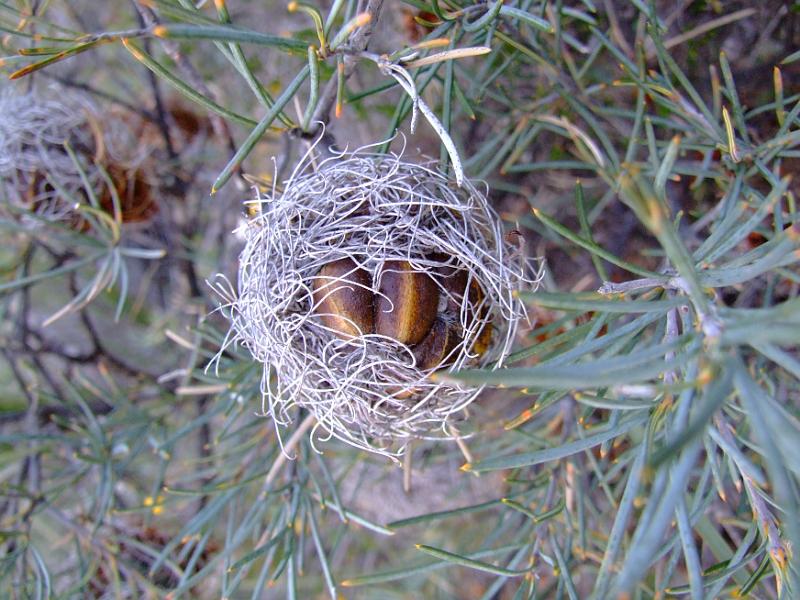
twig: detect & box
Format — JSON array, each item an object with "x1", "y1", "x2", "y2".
[
  {"x1": 403, "y1": 442, "x2": 413, "y2": 494},
  {"x1": 68, "y1": 273, "x2": 148, "y2": 378},
  {"x1": 602, "y1": 0, "x2": 634, "y2": 59},
  {"x1": 264, "y1": 413, "x2": 317, "y2": 488},
  {"x1": 310, "y1": 0, "x2": 385, "y2": 128},
  {"x1": 139, "y1": 17, "x2": 178, "y2": 162},
  {"x1": 132, "y1": 1, "x2": 239, "y2": 164},
  {"x1": 249, "y1": 415, "x2": 316, "y2": 551},
  {"x1": 662, "y1": 9, "x2": 758, "y2": 52}
]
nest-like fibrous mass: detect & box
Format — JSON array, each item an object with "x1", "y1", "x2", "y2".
[
  {"x1": 0, "y1": 88, "x2": 153, "y2": 225},
  {"x1": 230, "y1": 149, "x2": 535, "y2": 455}
]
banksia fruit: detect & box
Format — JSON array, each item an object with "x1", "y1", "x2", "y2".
[
  {"x1": 0, "y1": 89, "x2": 159, "y2": 229},
  {"x1": 311, "y1": 256, "x2": 490, "y2": 372},
  {"x1": 228, "y1": 148, "x2": 535, "y2": 456}
]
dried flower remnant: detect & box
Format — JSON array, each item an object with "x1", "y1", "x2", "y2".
[
  {"x1": 222, "y1": 145, "x2": 540, "y2": 457},
  {"x1": 0, "y1": 88, "x2": 156, "y2": 228}
]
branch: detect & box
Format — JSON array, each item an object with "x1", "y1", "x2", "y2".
[{"x1": 310, "y1": 0, "x2": 385, "y2": 128}]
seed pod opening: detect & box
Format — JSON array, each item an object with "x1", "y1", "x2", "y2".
[{"x1": 312, "y1": 257, "x2": 374, "y2": 339}]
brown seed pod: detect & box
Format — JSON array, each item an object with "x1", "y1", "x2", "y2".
[
  {"x1": 412, "y1": 317, "x2": 461, "y2": 371},
  {"x1": 438, "y1": 265, "x2": 492, "y2": 357},
  {"x1": 312, "y1": 258, "x2": 374, "y2": 339},
  {"x1": 375, "y1": 260, "x2": 439, "y2": 345}
]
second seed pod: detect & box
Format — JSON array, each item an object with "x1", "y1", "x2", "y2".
[
  {"x1": 438, "y1": 265, "x2": 493, "y2": 357},
  {"x1": 412, "y1": 317, "x2": 461, "y2": 371}
]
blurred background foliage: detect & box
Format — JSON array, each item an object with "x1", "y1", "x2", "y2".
[{"x1": 1, "y1": 0, "x2": 799, "y2": 598}]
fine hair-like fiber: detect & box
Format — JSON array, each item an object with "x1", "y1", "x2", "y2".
[{"x1": 222, "y1": 142, "x2": 538, "y2": 457}]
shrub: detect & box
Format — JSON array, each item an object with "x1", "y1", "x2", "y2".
[{"x1": 1, "y1": 1, "x2": 798, "y2": 598}]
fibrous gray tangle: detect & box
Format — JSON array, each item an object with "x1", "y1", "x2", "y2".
[{"x1": 225, "y1": 144, "x2": 539, "y2": 457}]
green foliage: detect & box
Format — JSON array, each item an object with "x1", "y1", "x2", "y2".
[{"x1": 1, "y1": 0, "x2": 798, "y2": 598}]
